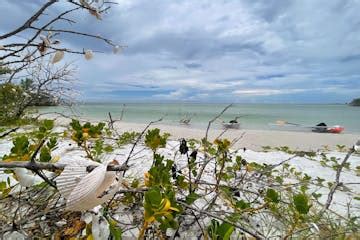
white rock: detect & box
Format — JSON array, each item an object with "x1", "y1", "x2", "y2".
[
  {"x1": 92, "y1": 215, "x2": 110, "y2": 240},
  {"x1": 3, "y1": 231, "x2": 25, "y2": 240}
]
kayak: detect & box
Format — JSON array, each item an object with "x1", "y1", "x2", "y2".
[
  {"x1": 323, "y1": 125, "x2": 344, "y2": 134},
  {"x1": 269, "y1": 123, "x2": 345, "y2": 134}
]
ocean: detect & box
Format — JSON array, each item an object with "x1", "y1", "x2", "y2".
[{"x1": 36, "y1": 103, "x2": 360, "y2": 133}]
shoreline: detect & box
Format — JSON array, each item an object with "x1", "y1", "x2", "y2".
[
  {"x1": 45, "y1": 114, "x2": 360, "y2": 151},
  {"x1": 112, "y1": 121, "x2": 360, "y2": 151}
]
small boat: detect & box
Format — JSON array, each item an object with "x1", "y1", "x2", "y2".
[
  {"x1": 222, "y1": 117, "x2": 241, "y2": 129},
  {"x1": 222, "y1": 122, "x2": 240, "y2": 129},
  {"x1": 270, "y1": 120, "x2": 345, "y2": 134},
  {"x1": 179, "y1": 118, "x2": 191, "y2": 125},
  {"x1": 312, "y1": 125, "x2": 344, "y2": 134}
]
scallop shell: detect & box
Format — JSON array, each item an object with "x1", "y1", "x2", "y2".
[
  {"x1": 57, "y1": 155, "x2": 99, "y2": 167},
  {"x1": 84, "y1": 50, "x2": 93, "y2": 60},
  {"x1": 65, "y1": 163, "x2": 119, "y2": 211},
  {"x1": 56, "y1": 165, "x2": 88, "y2": 199},
  {"x1": 52, "y1": 50, "x2": 64, "y2": 64}
]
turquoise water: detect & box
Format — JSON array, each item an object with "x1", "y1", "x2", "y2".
[{"x1": 37, "y1": 103, "x2": 360, "y2": 133}]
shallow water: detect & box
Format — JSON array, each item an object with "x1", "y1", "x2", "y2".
[{"x1": 36, "y1": 103, "x2": 360, "y2": 133}]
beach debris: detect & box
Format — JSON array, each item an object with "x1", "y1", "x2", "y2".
[
  {"x1": 52, "y1": 50, "x2": 64, "y2": 64},
  {"x1": 56, "y1": 159, "x2": 121, "y2": 211},
  {"x1": 84, "y1": 49, "x2": 93, "y2": 60}
]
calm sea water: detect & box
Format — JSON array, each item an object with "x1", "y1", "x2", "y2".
[{"x1": 37, "y1": 103, "x2": 360, "y2": 133}]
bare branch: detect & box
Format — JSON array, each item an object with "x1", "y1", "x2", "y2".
[
  {"x1": 0, "y1": 0, "x2": 57, "y2": 40},
  {"x1": 0, "y1": 161, "x2": 128, "y2": 172}
]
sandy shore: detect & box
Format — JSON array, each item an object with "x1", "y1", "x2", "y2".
[
  {"x1": 39, "y1": 114, "x2": 359, "y2": 151},
  {"x1": 110, "y1": 121, "x2": 359, "y2": 151}
]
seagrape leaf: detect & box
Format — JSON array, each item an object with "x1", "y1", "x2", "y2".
[
  {"x1": 11, "y1": 136, "x2": 29, "y2": 155},
  {"x1": 40, "y1": 146, "x2": 51, "y2": 162},
  {"x1": 266, "y1": 188, "x2": 280, "y2": 203},
  {"x1": 217, "y1": 222, "x2": 234, "y2": 240},
  {"x1": 293, "y1": 193, "x2": 311, "y2": 214},
  {"x1": 109, "y1": 219, "x2": 122, "y2": 240},
  {"x1": 185, "y1": 192, "x2": 200, "y2": 205}
]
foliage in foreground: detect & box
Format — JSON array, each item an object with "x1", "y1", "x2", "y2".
[{"x1": 0, "y1": 119, "x2": 359, "y2": 239}]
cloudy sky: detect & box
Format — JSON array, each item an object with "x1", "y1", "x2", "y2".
[{"x1": 2, "y1": 0, "x2": 360, "y2": 103}]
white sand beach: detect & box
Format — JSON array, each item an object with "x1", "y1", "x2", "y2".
[
  {"x1": 111, "y1": 121, "x2": 360, "y2": 151},
  {"x1": 42, "y1": 114, "x2": 360, "y2": 151}
]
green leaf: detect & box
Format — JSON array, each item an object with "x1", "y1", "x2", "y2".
[
  {"x1": 145, "y1": 128, "x2": 168, "y2": 152},
  {"x1": 47, "y1": 137, "x2": 57, "y2": 149},
  {"x1": 207, "y1": 220, "x2": 234, "y2": 240},
  {"x1": 11, "y1": 135, "x2": 29, "y2": 155},
  {"x1": 217, "y1": 222, "x2": 234, "y2": 240},
  {"x1": 40, "y1": 146, "x2": 51, "y2": 162},
  {"x1": 43, "y1": 119, "x2": 54, "y2": 130},
  {"x1": 185, "y1": 192, "x2": 200, "y2": 205},
  {"x1": 265, "y1": 188, "x2": 280, "y2": 203},
  {"x1": 0, "y1": 181, "x2": 6, "y2": 190},
  {"x1": 293, "y1": 193, "x2": 311, "y2": 214},
  {"x1": 144, "y1": 187, "x2": 162, "y2": 208},
  {"x1": 235, "y1": 199, "x2": 251, "y2": 210},
  {"x1": 70, "y1": 119, "x2": 82, "y2": 131},
  {"x1": 109, "y1": 219, "x2": 122, "y2": 240}
]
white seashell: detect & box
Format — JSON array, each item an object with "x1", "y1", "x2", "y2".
[
  {"x1": 55, "y1": 220, "x2": 67, "y2": 227},
  {"x1": 3, "y1": 231, "x2": 25, "y2": 240},
  {"x1": 52, "y1": 50, "x2": 64, "y2": 64},
  {"x1": 355, "y1": 140, "x2": 360, "y2": 152},
  {"x1": 56, "y1": 165, "x2": 89, "y2": 199},
  {"x1": 14, "y1": 168, "x2": 35, "y2": 187},
  {"x1": 81, "y1": 212, "x2": 93, "y2": 224},
  {"x1": 57, "y1": 156, "x2": 100, "y2": 167},
  {"x1": 310, "y1": 222, "x2": 320, "y2": 232},
  {"x1": 112, "y1": 45, "x2": 121, "y2": 54},
  {"x1": 84, "y1": 50, "x2": 93, "y2": 60},
  {"x1": 65, "y1": 163, "x2": 118, "y2": 211}
]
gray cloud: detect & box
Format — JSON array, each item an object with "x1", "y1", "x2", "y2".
[{"x1": 2, "y1": 0, "x2": 360, "y2": 103}]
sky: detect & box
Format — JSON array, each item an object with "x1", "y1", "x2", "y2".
[{"x1": 2, "y1": 0, "x2": 360, "y2": 103}]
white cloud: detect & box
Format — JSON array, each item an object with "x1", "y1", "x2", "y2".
[{"x1": 2, "y1": 0, "x2": 360, "y2": 102}]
